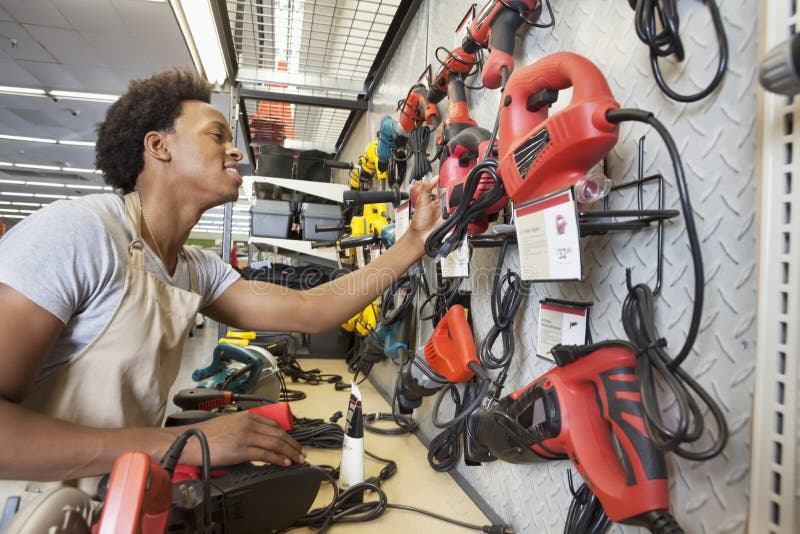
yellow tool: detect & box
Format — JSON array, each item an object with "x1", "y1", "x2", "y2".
[
  {"x1": 349, "y1": 141, "x2": 387, "y2": 189},
  {"x1": 341, "y1": 300, "x2": 380, "y2": 336},
  {"x1": 218, "y1": 337, "x2": 250, "y2": 347},
  {"x1": 226, "y1": 331, "x2": 257, "y2": 340}
]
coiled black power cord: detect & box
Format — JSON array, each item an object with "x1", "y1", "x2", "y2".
[
  {"x1": 380, "y1": 273, "x2": 420, "y2": 326},
  {"x1": 631, "y1": 0, "x2": 728, "y2": 102},
  {"x1": 479, "y1": 240, "x2": 531, "y2": 399},
  {"x1": 606, "y1": 108, "x2": 727, "y2": 460},
  {"x1": 408, "y1": 126, "x2": 434, "y2": 183},
  {"x1": 424, "y1": 158, "x2": 506, "y2": 259},
  {"x1": 564, "y1": 473, "x2": 611, "y2": 534}
]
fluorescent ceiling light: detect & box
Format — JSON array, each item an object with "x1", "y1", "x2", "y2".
[
  {"x1": 0, "y1": 208, "x2": 19, "y2": 213},
  {"x1": 0, "y1": 86, "x2": 46, "y2": 96},
  {"x1": 0, "y1": 179, "x2": 25, "y2": 185},
  {"x1": 35, "y1": 194, "x2": 68, "y2": 199},
  {"x1": 25, "y1": 181, "x2": 64, "y2": 188},
  {"x1": 0, "y1": 135, "x2": 56, "y2": 144},
  {"x1": 175, "y1": 0, "x2": 227, "y2": 85},
  {"x1": 12, "y1": 202, "x2": 41, "y2": 206},
  {"x1": 59, "y1": 140, "x2": 95, "y2": 147},
  {"x1": 1, "y1": 214, "x2": 24, "y2": 219},
  {"x1": 50, "y1": 90, "x2": 118, "y2": 103},
  {"x1": 64, "y1": 168, "x2": 98, "y2": 174},
  {"x1": 15, "y1": 164, "x2": 61, "y2": 171}
]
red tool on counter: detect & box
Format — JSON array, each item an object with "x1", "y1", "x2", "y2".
[
  {"x1": 465, "y1": 341, "x2": 681, "y2": 531},
  {"x1": 497, "y1": 52, "x2": 619, "y2": 204}
]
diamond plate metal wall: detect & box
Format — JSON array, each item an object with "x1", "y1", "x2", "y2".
[{"x1": 341, "y1": 1, "x2": 759, "y2": 532}]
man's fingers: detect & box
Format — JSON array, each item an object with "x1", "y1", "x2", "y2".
[
  {"x1": 244, "y1": 446, "x2": 294, "y2": 467},
  {"x1": 246, "y1": 431, "x2": 305, "y2": 463}
]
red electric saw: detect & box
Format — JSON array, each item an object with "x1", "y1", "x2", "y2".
[
  {"x1": 497, "y1": 51, "x2": 620, "y2": 204},
  {"x1": 462, "y1": 0, "x2": 545, "y2": 89},
  {"x1": 465, "y1": 341, "x2": 680, "y2": 531}
]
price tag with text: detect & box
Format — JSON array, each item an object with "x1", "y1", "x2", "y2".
[
  {"x1": 537, "y1": 300, "x2": 591, "y2": 361},
  {"x1": 395, "y1": 201, "x2": 410, "y2": 241},
  {"x1": 514, "y1": 189, "x2": 581, "y2": 281},
  {"x1": 440, "y1": 234, "x2": 470, "y2": 278}
]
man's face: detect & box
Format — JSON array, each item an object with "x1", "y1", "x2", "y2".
[{"x1": 164, "y1": 100, "x2": 243, "y2": 205}]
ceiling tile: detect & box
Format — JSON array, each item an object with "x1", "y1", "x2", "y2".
[
  {"x1": 51, "y1": 0, "x2": 127, "y2": 35},
  {"x1": 112, "y1": 0, "x2": 186, "y2": 44},
  {"x1": 2, "y1": 0, "x2": 70, "y2": 28},
  {"x1": 24, "y1": 25, "x2": 106, "y2": 67},
  {"x1": 0, "y1": 58, "x2": 44, "y2": 86},
  {"x1": 15, "y1": 60, "x2": 82, "y2": 90},
  {"x1": 0, "y1": 5, "x2": 12, "y2": 21},
  {"x1": 0, "y1": 21, "x2": 56, "y2": 62}
]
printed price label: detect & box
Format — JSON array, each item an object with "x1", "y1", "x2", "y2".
[
  {"x1": 395, "y1": 201, "x2": 410, "y2": 240},
  {"x1": 537, "y1": 301, "x2": 591, "y2": 361},
  {"x1": 440, "y1": 234, "x2": 469, "y2": 278},
  {"x1": 514, "y1": 189, "x2": 581, "y2": 281}
]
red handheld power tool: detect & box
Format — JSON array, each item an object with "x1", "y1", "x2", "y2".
[
  {"x1": 497, "y1": 52, "x2": 620, "y2": 204},
  {"x1": 465, "y1": 341, "x2": 677, "y2": 530},
  {"x1": 462, "y1": 0, "x2": 543, "y2": 89},
  {"x1": 395, "y1": 304, "x2": 483, "y2": 413},
  {"x1": 95, "y1": 452, "x2": 173, "y2": 534},
  {"x1": 428, "y1": 46, "x2": 480, "y2": 105},
  {"x1": 438, "y1": 127, "x2": 507, "y2": 235},
  {"x1": 397, "y1": 83, "x2": 441, "y2": 133}
]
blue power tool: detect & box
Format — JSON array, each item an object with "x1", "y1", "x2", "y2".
[{"x1": 192, "y1": 344, "x2": 281, "y2": 399}]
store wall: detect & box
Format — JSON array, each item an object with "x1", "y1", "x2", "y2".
[{"x1": 340, "y1": 1, "x2": 758, "y2": 532}]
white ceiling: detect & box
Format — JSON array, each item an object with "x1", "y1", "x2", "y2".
[{"x1": 0, "y1": 0, "x2": 250, "y2": 237}]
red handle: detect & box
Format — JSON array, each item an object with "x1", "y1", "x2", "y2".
[{"x1": 249, "y1": 402, "x2": 295, "y2": 431}]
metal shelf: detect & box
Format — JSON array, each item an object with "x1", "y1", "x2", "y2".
[{"x1": 242, "y1": 175, "x2": 349, "y2": 203}]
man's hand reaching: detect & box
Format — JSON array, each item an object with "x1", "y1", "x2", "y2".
[{"x1": 181, "y1": 410, "x2": 306, "y2": 467}]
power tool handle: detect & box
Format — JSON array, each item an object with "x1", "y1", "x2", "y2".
[
  {"x1": 505, "y1": 52, "x2": 614, "y2": 106},
  {"x1": 314, "y1": 223, "x2": 346, "y2": 233},
  {"x1": 342, "y1": 189, "x2": 408, "y2": 208},
  {"x1": 324, "y1": 160, "x2": 354, "y2": 169},
  {"x1": 569, "y1": 364, "x2": 668, "y2": 521}
]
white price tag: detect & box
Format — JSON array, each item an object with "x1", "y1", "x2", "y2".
[
  {"x1": 514, "y1": 189, "x2": 581, "y2": 281},
  {"x1": 440, "y1": 234, "x2": 469, "y2": 278},
  {"x1": 369, "y1": 244, "x2": 381, "y2": 263},
  {"x1": 536, "y1": 301, "x2": 590, "y2": 361},
  {"x1": 395, "y1": 201, "x2": 410, "y2": 240},
  {"x1": 356, "y1": 246, "x2": 365, "y2": 269}
]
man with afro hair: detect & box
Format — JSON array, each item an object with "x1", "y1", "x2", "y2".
[{"x1": 0, "y1": 68, "x2": 442, "y2": 506}]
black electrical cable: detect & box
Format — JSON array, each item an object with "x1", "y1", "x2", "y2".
[
  {"x1": 419, "y1": 271, "x2": 464, "y2": 327},
  {"x1": 289, "y1": 459, "x2": 513, "y2": 533},
  {"x1": 631, "y1": 0, "x2": 728, "y2": 103},
  {"x1": 431, "y1": 378, "x2": 492, "y2": 430},
  {"x1": 427, "y1": 381, "x2": 478, "y2": 472},
  {"x1": 606, "y1": 108, "x2": 727, "y2": 460},
  {"x1": 278, "y1": 354, "x2": 343, "y2": 385},
  {"x1": 160, "y1": 429, "x2": 212, "y2": 529},
  {"x1": 380, "y1": 273, "x2": 420, "y2": 325},
  {"x1": 407, "y1": 125, "x2": 434, "y2": 183},
  {"x1": 364, "y1": 412, "x2": 418, "y2": 435},
  {"x1": 290, "y1": 417, "x2": 346, "y2": 449},
  {"x1": 479, "y1": 240, "x2": 531, "y2": 400},
  {"x1": 563, "y1": 473, "x2": 611, "y2": 534},
  {"x1": 424, "y1": 158, "x2": 506, "y2": 259}
]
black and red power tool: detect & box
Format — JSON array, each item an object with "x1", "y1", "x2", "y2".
[
  {"x1": 497, "y1": 51, "x2": 619, "y2": 204},
  {"x1": 461, "y1": 0, "x2": 549, "y2": 89},
  {"x1": 465, "y1": 341, "x2": 682, "y2": 532},
  {"x1": 396, "y1": 305, "x2": 491, "y2": 426},
  {"x1": 428, "y1": 45, "x2": 481, "y2": 106},
  {"x1": 397, "y1": 83, "x2": 441, "y2": 133}
]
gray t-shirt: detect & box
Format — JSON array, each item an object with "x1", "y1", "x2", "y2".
[{"x1": 0, "y1": 194, "x2": 240, "y2": 378}]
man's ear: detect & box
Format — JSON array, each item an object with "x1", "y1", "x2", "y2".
[{"x1": 143, "y1": 131, "x2": 171, "y2": 162}]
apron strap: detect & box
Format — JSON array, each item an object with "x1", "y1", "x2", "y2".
[{"x1": 123, "y1": 192, "x2": 145, "y2": 269}]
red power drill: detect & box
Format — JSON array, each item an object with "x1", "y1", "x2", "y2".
[
  {"x1": 465, "y1": 342, "x2": 681, "y2": 531},
  {"x1": 428, "y1": 45, "x2": 480, "y2": 105},
  {"x1": 497, "y1": 52, "x2": 620, "y2": 204},
  {"x1": 395, "y1": 305, "x2": 488, "y2": 414},
  {"x1": 462, "y1": 0, "x2": 544, "y2": 89}
]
